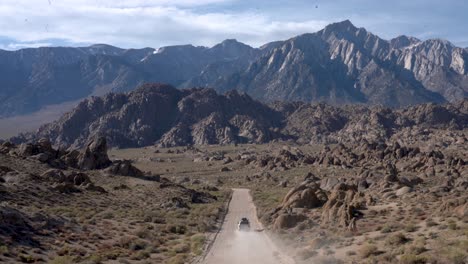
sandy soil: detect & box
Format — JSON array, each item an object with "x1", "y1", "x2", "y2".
[
  {"x1": 202, "y1": 188, "x2": 294, "y2": 264},
  {"x1": 0, "y1": 100, "x2": 79, "y2": 139}
]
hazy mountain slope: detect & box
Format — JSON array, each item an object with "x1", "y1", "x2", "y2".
[{"x1": 0, "y1": 40, "x2": 260, "y2": 117}]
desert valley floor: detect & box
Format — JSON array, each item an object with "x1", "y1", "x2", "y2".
[{"x1": 1, "y1": 138, "x2": 467, "y2": 264}]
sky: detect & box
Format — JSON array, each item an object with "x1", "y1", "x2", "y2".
[{"x1": 0, "y1": 0, "x2": 467, "y2": 50}]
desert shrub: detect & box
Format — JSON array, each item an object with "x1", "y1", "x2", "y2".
[
  {"x1": 296, "y1": 247, "x2": 318, "y2": 260},
  {"x1": 439, "y1": 243, "x2": 468, "y2": 264},
  {"x1": 0, "y1": 245, "x2": 9, "y2": 255},
  {"x1": 359, "y1": 244, "x2": 379, "y2": 258},
  {"x1": 166, "y1": 224, "x2": 187, "y2": 234},
  {"x1": 196, "y1": 220, "x2": 212, "y2": 232},
  {"x1": 406, "y1": 245, "x2": 426, "y2": 255},
  {"x1": 309, "y1": 237, "x2": 327, "y2": 249},
  {"x1": 172, "y1": 243, "x2": 190, "y2": 254},
  {"x1": 116, "y1": 236, "x2": 134, "y2": 248},
  {"x1": 314, "y1": 256, "x2": 344, "y2": 264},
  {"x1": 129, "y1": 239, "x2": 148, "y2": 251},
  {"x1": 50, "y1": 256, "x2": 74, "y2": 264},
  {"x1": 404, "y1": 223, "x2": 418, "y2": 232},
  {"x1": 375, "y1": 252, "x2": 397, "y2": 262},
  {"x1": 135, "y1": 226, "x2": 151, "y2": 239},
  {"x1": 167, "y1": 254, "x2": 187, "y2": 264},
  {"x1": 130, "y1": 250, "x2": 150, "y2": 260},
  {"x1": 381, "y1": 224, "x2": 393, "y2": 233},
  {"x1": 86, "y1": 254, "x2": 102, "y2": 264},
  {"x1": 18, "y1": 254, "x2": 36, "y2": 263},
  {"x1": 101, "y1": 211, "x2": 114, "y2": 219},
  {"x1": 448, "y1": 222, "x2": 458, "y2": 230},
  {"x1": 190, "y1": 234, "x2": 206, "y2": 255},
  {"x1": 425, "y1": 219, "x2": 437, "y2": 227},
  {"x1": 385, "y1": 233, "x2": 409, "y2": 246},
  {"x1": 399, "y1": 254, "x2": 427, "y2": 264}
]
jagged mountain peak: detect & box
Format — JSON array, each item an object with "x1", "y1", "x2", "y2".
[
  {"x1": 218, "y1": 39, "x2": 245, "y2": 46},
  {"x1": 320, "y1": 20, "x2": 359, "y2": 38},
  {"x1": 259, "y1": 41, "x2": 285, "y2": 51},
  {"x1": 422, "y1": 38, "x2": 454, "y2": 48},
  {"x1": 390, "y1": 35, "x2": 421, "y2": 49},
  {"x1": 80, "y1": 44, "x2": 125, "y2": 56},
  {"x1": 86, "y1": 43, "x2": 120, "y2": 49},
  {"x1": 155, "y1": 44, "x2": 207, "y2": 55},
  {"x1": 209, "y1": 39, "x2": 255, "y2": 57},
  {"x1": 326, "y1": 19, "x2": 356, "y2": 31}
]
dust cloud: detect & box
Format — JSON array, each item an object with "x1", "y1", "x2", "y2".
[
  {"x1": 206, "y1": 231, "x2": 282, "y2": 264},
  {"x1": 202, "y1": 189, "x2": 294, "y2": 264}
]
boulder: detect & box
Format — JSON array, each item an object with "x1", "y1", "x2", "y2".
[
  {"x1": 85, "y1": 184, "x2": 107, "y2": 193},
  {"x1": 18, "y1": 143, "x2": 34, "y2": 156},
  {"x1": 320, "y1": 178, "x2": 340, "y2": 191},
  {"x1": 454, "y1": 177, "x2": 468, "y2": 191},
  {"x1": 0, "y1": 206, "x2": 31, "y2": 234},
  {"x1": 384, "y1": 163, "x2": 399, "y2": 182},
  {"x1": 69, "y1": 172, "x2": 91, "y2": 186},
  {"x1": 320, "y1": 184, "x2": 367, "y2": 229},
  {"x1": 41, "y1": 169, "x2": 66, "y2": 182},
  {"x1": 0, "y1": 166, "x2": 12, "y2": 176},
  {"x1": 273, "y1": 213, "x2": 307, "y2": 230},
  {"x1": 32, "y1": 153, "x2": 50, "y2": 162},
  {"x1": 438, "y1": 196, "x2": 468, "y2": 218},
  {"x1": 105, "y1": 160, "x2": 143, "y2": 177},
  {"x1": 283, "y1": 186, "x2": 323, "y2": 209},
  {"x1": 52, "y1": 183, "x2": 80, "y2": 193},
  {"x1": 304, "y1": 172, "x2": 320, "y2": 181},
  {"x1": 37, "y1": 138, "x2": 52, "y2": 150},
  {"x1": 273, "y1": 213, "x2": 307, "y2": 229},
  {"x1": 357, "y1": 179, "x2": 369, "y2": 191},
  {"x1": 395, "y1": 186, "x2": 412, "y2": 196},
  {"x1": 77, "y1": 137, "x2": 111, "y2": 170},
  {"x1": 0, "y1": 141, "x2": 14, "y2": 154}
]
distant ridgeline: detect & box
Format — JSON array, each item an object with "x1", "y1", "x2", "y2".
[{"x1": 0, "y1": 20, "x2": 467, "y2": 118}]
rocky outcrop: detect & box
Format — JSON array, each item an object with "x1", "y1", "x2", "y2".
[
  {"x1": 159, "y1": 178, "x2": 217, "y2": 209},
  {"x1": 12, "y1": 83, "x2": 467, "y2": 148},
  {"x1": 273, "y1": 213, "x2": 308, "y2": 230},
  {"x1": 438, "y1": 196, "x2": 468, "y2": 218},
  {"x1": 280, "y1": 180, "x2": 327, "y2": 209},
  {"x1": 16, "y1": 84, "x2": 283, "y2": 148},
  {"x1": 76, "y1": 137, "x2": 111, "y2": 170},
  {"x1": 320, "y1": 184, "x2": 371, "y2": 228},
  {"x1": 104, "y1": 160, "x2": 144, "y2": 177},
  {"x1": 273, "y1": 179, "x2": 374, "y2": 230}
]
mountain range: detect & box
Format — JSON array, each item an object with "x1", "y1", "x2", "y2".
[{"x1": 0, "y1": 20, "x2": 467, "y2": 118}]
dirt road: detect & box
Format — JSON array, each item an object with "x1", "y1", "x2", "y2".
[{"x1": 202, "y1": 188, "x2": 294, "y2": 264}]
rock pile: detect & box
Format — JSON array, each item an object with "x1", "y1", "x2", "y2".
[
  {"x1": 271, "y1": 176, "x2": 376, "y2": 230},
  {"x1": 104, "y1": 160, "x2": 144, "y2": 177}
]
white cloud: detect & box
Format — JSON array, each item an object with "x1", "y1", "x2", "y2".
[
  {"x1": 2, "y1": 42, "x2": 53, "y2": 50},
  {"x1": 0, "y1": 0, "x2": 328, "y2": 49}
]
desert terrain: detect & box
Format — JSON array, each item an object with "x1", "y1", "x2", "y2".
[{"x1": 1, "y1": 134, "x2": 467, "y2": 263}]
